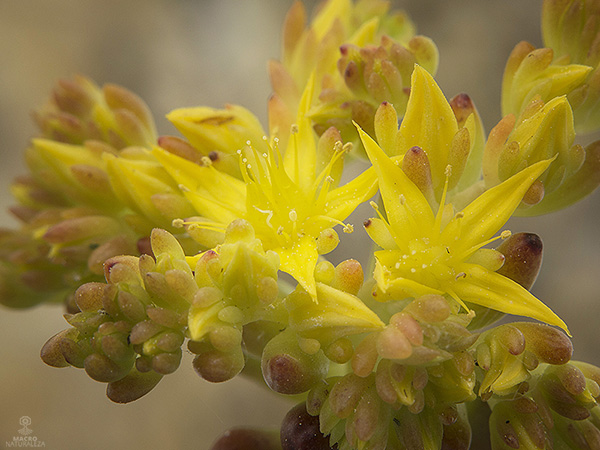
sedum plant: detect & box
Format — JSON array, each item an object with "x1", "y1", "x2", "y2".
[{"x1": 2, "y1": 0, "x2": 600, "y2": 449}]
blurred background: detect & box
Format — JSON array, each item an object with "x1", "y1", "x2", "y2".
[{"x1": 0, "y1": 1, "x2": 598, "y2": 448}]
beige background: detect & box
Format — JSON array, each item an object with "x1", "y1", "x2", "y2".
[{"x1": 1, "y1": 1, "x2": 598, "y2": 449}]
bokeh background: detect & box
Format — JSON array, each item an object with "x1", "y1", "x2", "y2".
[{"x1": 0, "y1": 1, "x2": 598, "y2": 448}]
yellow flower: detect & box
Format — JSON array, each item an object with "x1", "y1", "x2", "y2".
[
  {"x1": 154, "y1": 77, "x2": 378, "y2": 299},
  {"x1": 357, "y1": 125, "x2": 569, "y2": 334}
]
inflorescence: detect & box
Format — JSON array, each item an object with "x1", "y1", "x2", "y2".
[{"x1": 2, "y1": 1, "x2": 600, "y2": 449}]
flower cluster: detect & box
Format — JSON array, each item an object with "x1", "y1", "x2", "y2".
[{"x1": 2, "y1": 1, "x2": 600, "y2": 449}]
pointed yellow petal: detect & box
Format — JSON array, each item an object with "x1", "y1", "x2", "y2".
[
  {"x1": 454, "y1": 263, "x2": 569, "y2": 334},
  {"x1": 324, "y1": 166, "x2": 378, "y2": 221},
  {"x1": 152, "y1": 147, "x2": 245, "y2": 223},
  {"x1": 277, "y1": 235, "x2": 319, "y2": 299},
  {"x1": 443, "y1": 158, "x2": 553, "y2": 253},
  {"x1": 357, "y1": 124, "x2": 434, "y2": 248},
  {"x1": 283, "y1": 73, "x2": 316, "y2": 191},
  {"x1": 398, "y1": 65, "x2": 458, "y2": 185},
  {"x1": 373, "y1": 258, "x2": 443, "y2": 299}
]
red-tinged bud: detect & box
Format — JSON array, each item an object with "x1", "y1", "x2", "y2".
[
  {"x1": 106, "y1": 368, "x2": 162, "y2": 404},
  {"x1": 210, "y1": 428, "x2": 281, "y2": 450},
  {"x1": 495, "y1": 232, "x2": 543, "y2": 290},
  {"x1": 280, "y1": 403, "x2": 335, "y2": 450}
]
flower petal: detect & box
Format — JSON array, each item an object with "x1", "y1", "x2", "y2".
[
  {"x1": 357, "y1": 124, "x2": 434, "y2": 250},
  {"x1": 324, "y1": 165, "x2": 378, "y2": 221},
  {"x1": 373, "y1": 258, "x2": 443, "y2": 299},
  {"x1": 152, "y1": 147, "x2": 245, "y2": 223},
  {"x1": 454, "y1": 263, "x2": 569, "y2": 334},
  {"x1": 442, "y1": 158, "x2": 553, "y2": 253},
  {"x1": 277, "y1": 235, "x2": 319, "y2": 299},
  {"x1": 283, "y1": 73, "x2": 316, "y2": 192},
  {"x1": 398, "y1": 65, "x2": 458, "y2": 185}
]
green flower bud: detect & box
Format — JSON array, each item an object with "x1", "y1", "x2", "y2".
[
  {"x1": 261, "y1": 329, "x2": 329, "y2": 395},
  {"x1": 502, "y1": 41, "x2": 591, "y2": 119},
  {"x1": 484, "y1": 95, "x2": 600, "y2": 215}
]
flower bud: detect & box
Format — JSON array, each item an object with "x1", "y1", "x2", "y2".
[
  {"x1": 193, "y1": 346, "x2": 245, "y2": 383},
  {"x1": 261, "y1": 330, "x2": 329, "y2": 395},
  {"x1": 210, "y1": 428, "x2": 281, "y2": 450},
  {"x1": 495, "y1": 232, "x2": 543, "y2": 290},
  {"x1": 106, "y1": 368, "x2": 162, "y2": 404},
  {"x1": 501, "y1": 41, "x2": 591, "y2": 118},
  {"x1": 280, "y1": 402, "x2": 333, "y2": 450}
]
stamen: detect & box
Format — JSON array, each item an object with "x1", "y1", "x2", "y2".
[
  {"x1": 343, "y1": 224, "x2": 354, "y2": 234},
  {"x1": 290, "y1": 124, "x2": 299, "y2": 134},
  {"x1": 178, "y1": 184, "x2": 191, "y2": 193},
  {"x1": 501, "y1": 230, "x2": 512, "y2": 239},
  {"x1": 172, "y1": 218, "x2": 185, "y2": 228},
  {"x1": 342, "y1": 142, "x2": 353, "y2": 153},
  {"x1": 289, "y1": 209, "x2": 298, "y2": 222},
  {"x1": 201, "y1": 156, "x2": 212, "y2": 166},
  {"x1": 399, "y1": 194, "x2": 406, "y2": 205}
]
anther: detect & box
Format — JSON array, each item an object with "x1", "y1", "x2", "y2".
[
  {"x1": 445, "y1": 164, "x2": 453, "y2": 177},
  {"x1": 290, "y1": 124, "x2": 299, "y2": 134},
  {"x1": 178, "y1": 184, "x2": 190, "y2": 192},
  {"x1": 399, "y1": 194, "x2": 406, "y2": 205},
  {"x1": 342, "y1": 142, "x2": 353, "y2": 153},
  {"x1": 172, "y1": 218, "x2": 185, "y2": 228},
  {"x1": 201, "y1": 156, "x2": 212, "y2": 166},
  {"x1": 343, "y1": 224, "x2": 354, "y2": 234},
  {"x1": 289, "y1": 209, "x2": 298, "y2": 221},
  {"x1": 501, "y1": 230, "x2": 512, "y2": 239}
]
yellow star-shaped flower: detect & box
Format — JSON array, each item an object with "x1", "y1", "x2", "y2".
[
  {"x1": 154, "y1": 76, "x2": 378, "y2": 299},
  {"x1": 357, "y1": 125, "x2": 569, "y2": 334}
]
